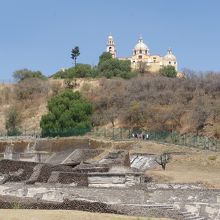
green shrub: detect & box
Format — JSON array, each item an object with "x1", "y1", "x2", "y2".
[
  {"x1": 13, "y1": 69, "x2": 47, "y2": 82},
  {"x1": 40, "y1": 90, "x2": 93, "y2": 137},
  {"x1": 97, "y1": 53, "x2": 133, "y2": 79},
  {"x1": 159, "y1": 65, "x2": 177, "y2": 78}
]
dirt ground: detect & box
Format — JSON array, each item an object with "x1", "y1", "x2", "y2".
[
  {"x1": 0, "y1": 209, "x2": 171, "y2": 220},
  {"x1": 131, "y1": 141, "x2": 220, "y2": 188}
]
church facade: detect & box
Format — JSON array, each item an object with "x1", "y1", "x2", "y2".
[{"x1": 106, "y1": 34, "x2": 178, "y2": 73}]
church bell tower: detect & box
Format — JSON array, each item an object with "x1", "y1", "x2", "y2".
[{"x1": 106, "y1": 34, "x2": 117, "y2": 58}]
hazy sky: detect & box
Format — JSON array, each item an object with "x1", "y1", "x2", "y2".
[{"x1": 0, "y1": 0, "x2": 220, "y2": 80}]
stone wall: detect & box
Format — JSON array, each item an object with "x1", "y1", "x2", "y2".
[
  {"x1": 47, "y1": 171, "x2": 143, "y2": 187},
  {"x1": 0, "y1": 160, "x2": 73, "y2": 184},
  {"x1": 0, "y1": 160, "x2": 37, "y2": 181},
  {"x1": 99, "y1": 150, "x2": 131, "y2": 167},
  {"x1": 88, "y1": 173, "x2": 144, "y2": 187},
  {"x1": 0, "y1": 195, "x2": 119, "y2": 214},
  {"x1": 48, "y1": 171, "x2": 88, "y2": 186}
]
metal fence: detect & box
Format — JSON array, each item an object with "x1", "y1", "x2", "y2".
[
  {"x1": 0, "y1": 127, "x2": 219, "y2": 151},
  {"x1": 41, "y1": 128, "x2": 91, "y2": 138},
  {"x1": 0, "y1": 130, "x2": 41, "y2": 139},
  {"x1": 91, "y1": 128, "x2": 220, "y2": 152},
  {"x1": 0, "y1": 128, "x2": 89, "y2": 139}
]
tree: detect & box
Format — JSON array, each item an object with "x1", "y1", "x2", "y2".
[
  {"x1": 71, "y1": 46, "x2": 80, "y2": 66},
  {"x1": 160, "y1": 65, "x2": 177, "y2": 78},
  {"x1": 98, "y1": 56, "x2": 132, "y2": 79},
  {"x1": 137, "y1": 61, "x2": 150, "y2": 74},
  {"x1": 98, "y1": 52, "x2": 112, "y2": 66},
  {"x1": 74, "y1": 63, "x2": 92, "y2": 78},
  {"x1": 52, "y1": 64, "x2": 93, "y2": 79},
  {"x1": 13, "y1": 69, "x2": 46, "y2": 82},
  {"x1": 40, "y1": 90, "x2": 93, "y2": 137},
  {"x1": 155, "y1": 153, "x2": 171, "y2": 170},
  {"x1": 125, "y1": 101, "x2": 147, "y2": 128},
  {"x1": 5, "y1": 107, "x2": 21, "y2": 136}
]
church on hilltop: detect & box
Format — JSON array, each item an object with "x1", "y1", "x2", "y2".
[{"x1": 106, "y1": 34, "x2": 178, "y2": 73}]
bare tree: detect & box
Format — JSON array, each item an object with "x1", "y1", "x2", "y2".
[{"x1": 155, "y1": 153, "x2": 171, "y2": 170}]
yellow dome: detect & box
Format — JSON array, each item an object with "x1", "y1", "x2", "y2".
[
  {"x1": 164, "y1": 48, "x2": 176, "y2": 61},
  {"x1": 134, "y1": 37, "x2": 149, "y2": 51}
]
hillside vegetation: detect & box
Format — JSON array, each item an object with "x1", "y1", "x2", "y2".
[
  {"x1": 83, "y1": 73, "x2": 220, "y2": 138},
  {"x1": 0, "y1": 72, "x2": 220, "y2": 138}
]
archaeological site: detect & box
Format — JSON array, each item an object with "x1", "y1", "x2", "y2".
[{"x1": 0, "y1": 135, "x2": 219, "y2": 220}]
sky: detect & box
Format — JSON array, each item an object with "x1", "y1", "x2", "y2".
[{"x1": 0, "y1": 0, "x2": 220, "y2": 80}]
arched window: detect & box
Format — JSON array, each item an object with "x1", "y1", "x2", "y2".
[{"x1": 139, "y1": 50, "x2": 142, "y2": 54}]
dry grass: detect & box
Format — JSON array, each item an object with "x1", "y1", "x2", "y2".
[
  {"x1": 136, "y1": 141, "x2": 220, "y2": 188},
  {"x1": 0, "y1": 209, "x2": 170, "y2": 220}
]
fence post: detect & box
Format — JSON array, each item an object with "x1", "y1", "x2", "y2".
[
  {"x1": 104, "y1": 128, "x2": 106, "y2": 138},
  {"x1": 192, "y1": 135, "x2": 195, "y2": 147},
  {"x1": 120, "y1": 128, "x2": 122, "y2": 140},
  {"x1": 184, "y1": 134, "x2": 187, "y2": 146},
  {"x1": 172, "y1": 132, "x2": 176, "y2": 144}
]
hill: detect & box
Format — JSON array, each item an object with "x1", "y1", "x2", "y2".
[{"x1": 0, "y1": 73, "x2": 220, "y2": 138}]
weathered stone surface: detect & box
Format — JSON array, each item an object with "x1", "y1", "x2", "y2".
[
  {"x1": 47, "y1": 171, "x2": 60, "y2": 184},
  {"x1": 0, "y1": 160, "x2": 36, "y2": 182},
  {"x1": 130, "y1": 154, "x2": 157, "y2": 171},
  {"x1": 26, "y1": 164, "x2": 46, "y2": 184},
  {"x1": 88, "y1": 176, "x2": 125, "y2": 185},
  {"x1": 99, "y1": 150, "x2": 130, "y2": 167},
  {"x1": 0, "y1": 194, "x2": 120, "y2": 214},
  {"x1": 0, "y1": 183, "x2": 219, "y2": 219},
  {"x1": 62, "y1": 149, "x2": 103, "y2": 165}
]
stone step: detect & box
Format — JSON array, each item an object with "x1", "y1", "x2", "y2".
[
  {"x1": 121, "y1": 203, "x2": 173, "y2": 209},
  {"x1": 190, "y1": 218, "x2": 205, "y2": 220},
  {"x1": 164, "y1": 208, "x2": 176, "y2": 211},
  {"x1": 181, "y1": 211, "x2": 206, "y2": 220},
  {"x1": 159, "y1": 206, "x2": 175, "y2": 209},
  {"x1": 185, "y1": 216, "x2": 205, "y2": 220},
  {"x1": 182, "y1": 212, "x2": 195, "y2": 217},
  {"x1": 182, "y1": 212, "x2": 192, "y2": 214}
]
